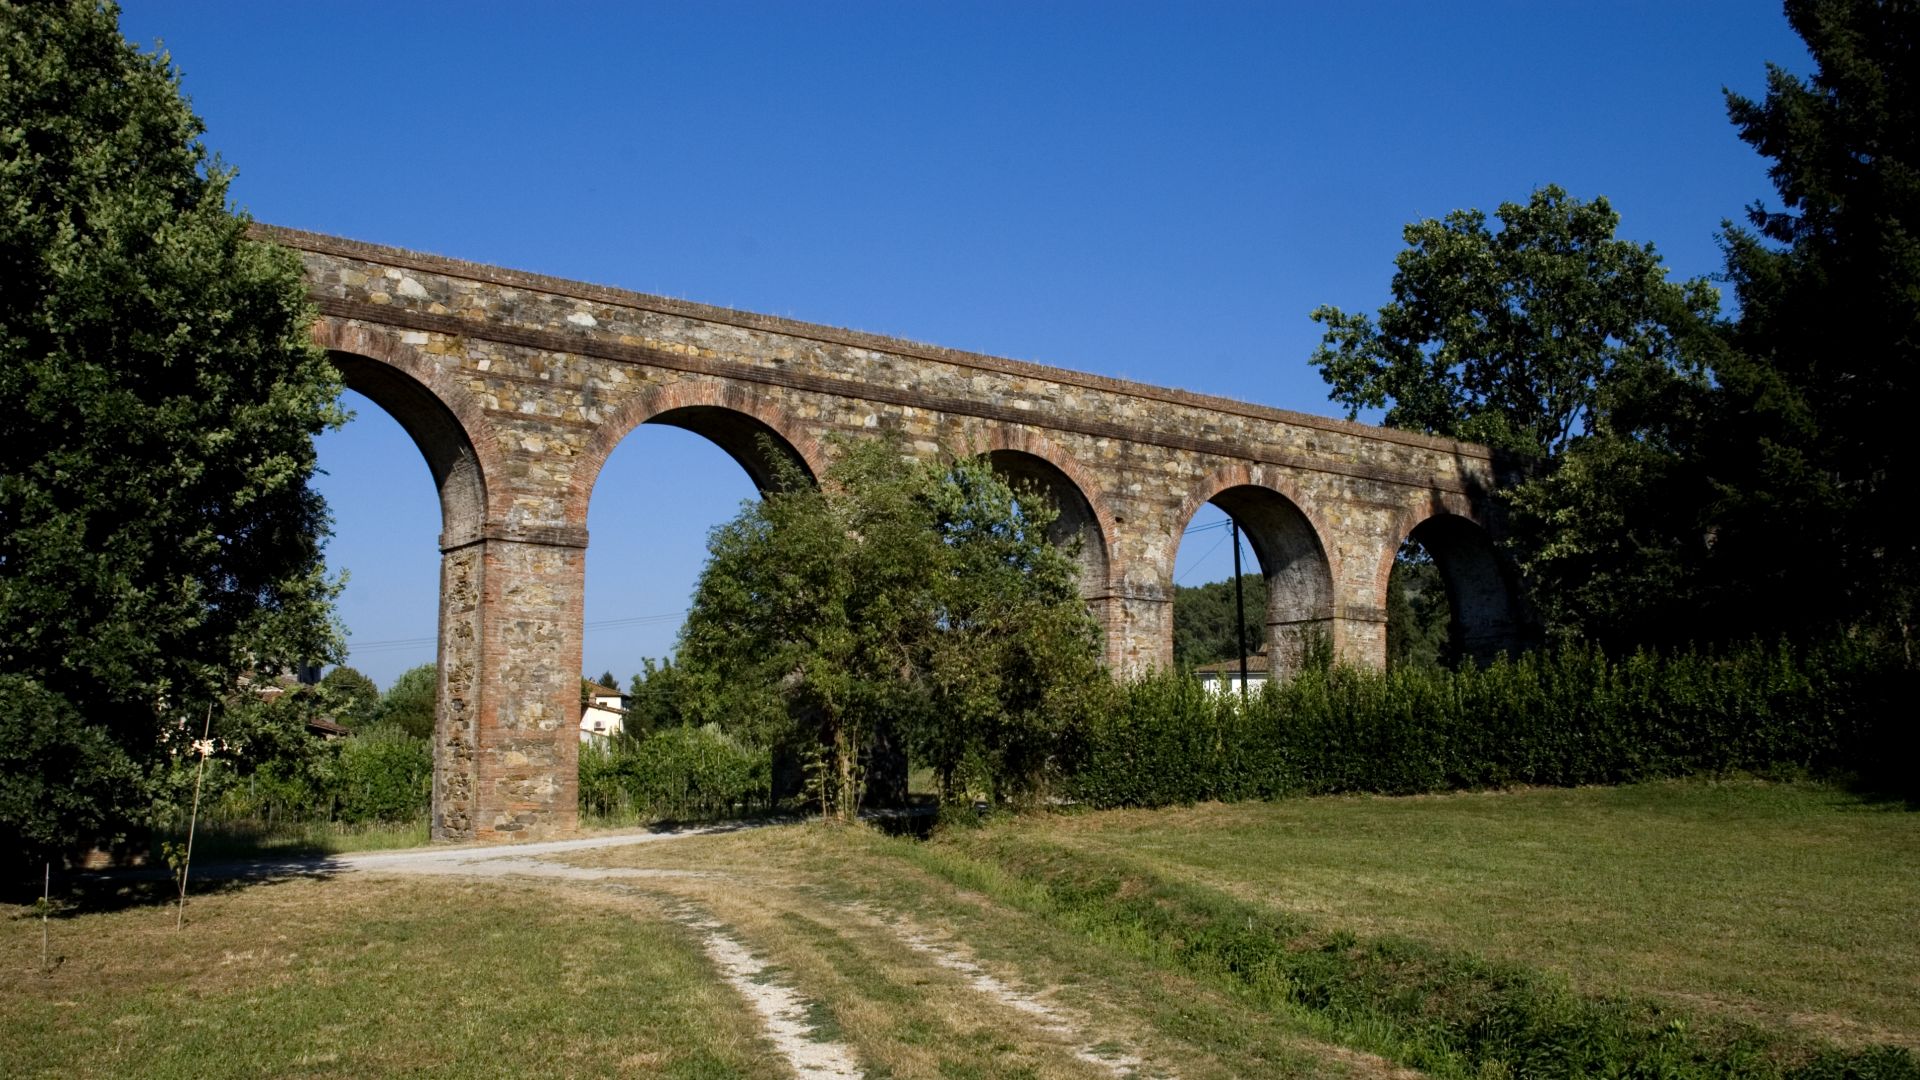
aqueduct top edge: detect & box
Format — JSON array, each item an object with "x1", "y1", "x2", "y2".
[{"x1": 253, "y1": 223, "x2": 1492, "y2": 465}]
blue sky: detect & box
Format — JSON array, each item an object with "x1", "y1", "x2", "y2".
[{"x1": 117, "y1": 2, "x2": 1808, "y2": 688}]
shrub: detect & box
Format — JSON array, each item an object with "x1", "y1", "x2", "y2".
[
  {"x1": 581, "y1": 725, "x2": 772, "y2": 824},
  {"x1": 330, "y1": 725, "x2": 431, "y2": 824}
]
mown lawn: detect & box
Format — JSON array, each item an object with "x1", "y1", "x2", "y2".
[
  {"x1": 4, "y1": 778, "x2": 1913, "y2": 1079},
  {"x1": 1025, "y1": 778, "x2": 1920, "y2": 1050}
]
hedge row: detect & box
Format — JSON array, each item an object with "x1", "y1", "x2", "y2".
[{"x1": 1069, "y1": 641, "x2": 1911, "y2": 808}]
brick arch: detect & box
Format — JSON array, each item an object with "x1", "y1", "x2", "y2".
[
  {"x1": 1169, "y1": 463, "x2": 1342, "y2": 590},
  {"x1": 1372, "y1": 491, "x2": 1484, "y2": 609},
  {"x1": 573, "y1": 379, "x2": 827, "y2": 521},
  {"x1": 313, "y1": 317, "x2": 503, "y2": 547},
  {"x1": 968, "y1": 426, "x2": 1125, "y2": 591},
  {"x1": 1377, "y1": 493, "x2": 1523, "y2": 664},
  {"x1": 1168, "y1": 463, "x2": 1339, "y2": 676}
]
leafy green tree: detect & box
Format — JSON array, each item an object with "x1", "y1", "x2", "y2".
[
  {"x1": 678, "y1": 438, "x2": 1104, "y2": 817},
  {"x1": 1709, "y1": 0, "x2": 1920, "y2": 647},
  {"x1": 377, "y1": 664, "x2": 438, "y2": 741},
  {"x1": 0, "y1": 1, "x2": 342, "y2": 865},
  {"x1": 1310, "y1": 185, "x2": 1720, "y2": 460},
  {"x1": 1310, "y1": 186, "x2": 1722, "y2": 645},
  {"x1": 624, "y1": 657, "x2": 711, "y2": 740},
  {"x1": 679, "y1": 438, "x2": 941, "y2": 821},
  {"x1": 320, "y1": 666, "x2": 380, "y2": 728},
  {"x1": 917, "y1": 457, "x2": 1106, "y2": 803}
]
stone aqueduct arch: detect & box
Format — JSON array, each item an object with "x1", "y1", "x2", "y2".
[{"x1": 269, "y1": 226, "x2": 1527, "y2": 843}]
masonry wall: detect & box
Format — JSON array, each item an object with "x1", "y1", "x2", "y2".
[{"x1": 265, "y1": 226, "x2": 1512, "y2": 842}]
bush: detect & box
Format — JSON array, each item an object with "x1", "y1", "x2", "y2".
[
  {"x1": 581, "y1": 725, "x2": 772, "y2": 824},
  {"x1": 330, "y1": 725, "x2": 432, "y2": 824},
  {"x1": 1070, "y1": 640, "x2": 1910, "y2": 808}
]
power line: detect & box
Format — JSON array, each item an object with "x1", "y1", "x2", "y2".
[{"x1": 345, "y1": 609, "x2": 690, "y2": 653}]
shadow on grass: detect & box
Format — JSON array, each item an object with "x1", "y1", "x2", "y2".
[
  {"x1": 1836, "y1": 776, "x2": 1920, "y2": 812},
  {"x1": 8, "y1": 861, "x2": 343, "y2": 919}
]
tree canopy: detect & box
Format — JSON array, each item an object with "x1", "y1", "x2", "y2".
[
  {"x1": 677, "y1": 437, "x2": 1104, "y2": 818},
  {"x1": 1309, "y1": 185, "x2": 1720, "y2": 645},
  {"x1": 1310, "y1": 185, "x2": 1720, "y2": 461},
  {"x1": 1310, "y1": 2, "x2": 1920, "y2": 653},
  {"x1": 377, "y1": 664, "x2": 438, "y2": 741},
  {"x1": 1709, "y1": 0, "x2": 1920, "y2": 643},
  {"x1": 0, "y1": 0, "x2": 341, "y2": 865}
]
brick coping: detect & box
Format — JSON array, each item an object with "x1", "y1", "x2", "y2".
[{"x1": 253, "y1": 223, "x2": 1492, "y2": 462}]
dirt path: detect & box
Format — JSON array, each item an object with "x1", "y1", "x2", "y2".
[{"x1": 328, "y1": 827, "x2": 1176, "y2": 1079}]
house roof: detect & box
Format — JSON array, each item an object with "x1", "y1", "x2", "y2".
[{"x1": 306, "y1": 715, "x2": 353, "y2": 737}]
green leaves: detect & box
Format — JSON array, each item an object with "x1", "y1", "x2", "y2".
[
  {"x1": 677, "y1": 437, "x2": 1105, "y2": 816},
  {"x1": 1, "y1": 2, "x2": 342, "y2": 863},
  {"x1": 1714, "y1": 0, "x2": 1920, "y2": 644},
  {"x1": 1310, "y1": 185, "x2": 1717, "y2": 460}
]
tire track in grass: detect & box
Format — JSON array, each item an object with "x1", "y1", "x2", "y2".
[
  {"x1": 671, "y1": 904, "x2": 866, "y2": 1080},
  {"x1": 844, "y1": 902, "x2": 1169, "y2": 1079}
]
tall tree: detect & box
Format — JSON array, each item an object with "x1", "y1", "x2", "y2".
[
  {"x1": 677, "y1": 438, "x2": 1103, "y2": 817},
  {"x1": 679, "y1": 438, "x2": 941, "y2": 821},
  {"x1": 1711, "y1": 0, "x2": 1920, "y2": 647},
  {"x1": 918, "y1": 457, "x2": 1106, "y2": 803},
  {"x1": 320, "y1": 666, "x2": 380, "y2": 728},
  {"x1": 1310, "y1": 186, "x2": 1722, "y2": 646},
  {"x1": 1310, "y1": 185, "x2": 1720, "y2": 460},
  {"x1": 377, "y1": 664, "x2": 438, "y2": 741},
  {"x1": 0, "y1": 1, "x2": 342, "y2": 865}
]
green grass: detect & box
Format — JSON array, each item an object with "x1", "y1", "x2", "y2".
[
  {"x1": 2, "y1": 876, "x2": 785, "y2": 1079},
  {"x1": 1021, "y1": 778, "x2": 1920, "y2": 1049},
  {"x1": 150, "y1": 816, "x2": 431, "y2": 861}
]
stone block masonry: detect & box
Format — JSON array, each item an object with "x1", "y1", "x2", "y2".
[{"x1": 258, "y1": 225, "x2": 1528, "y2": 843}]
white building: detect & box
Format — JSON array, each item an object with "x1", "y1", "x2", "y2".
[
  {"x1": 579, "y1": 680, "x2": 626, "y2": 744},
  {"x1": 1193, "y1": 646, "x2": 1269, "y2": 695}
]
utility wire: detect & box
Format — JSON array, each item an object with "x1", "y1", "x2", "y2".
[{"x1": 346, "y1": 609, "x2": 690, "y2": 654}]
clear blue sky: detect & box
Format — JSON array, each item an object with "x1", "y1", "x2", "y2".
[{"x1": 117, "y1": 2, "x2": 1809, "y2": 689}]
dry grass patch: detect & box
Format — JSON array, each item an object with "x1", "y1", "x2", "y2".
[{"x1": 2, "y1": 874, "x2": 785, "y2": 1079}]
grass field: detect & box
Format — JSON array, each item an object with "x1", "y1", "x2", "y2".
[
  {"x1": 1022, "y1": 779, "x2": 1920, "y2": 1050},
  {"x1": 4, "y1": 779, "x2": 1914, "y2": 1078}
]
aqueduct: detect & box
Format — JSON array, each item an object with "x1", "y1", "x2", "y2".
[{"x1": 264, "y1": 226, "x2": 1526, "y2": 843}]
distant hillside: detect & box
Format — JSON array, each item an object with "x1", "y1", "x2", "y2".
[
  {"x1": 1172, "y1": 574, "x2": 1267, "y2": 668},
  {"x1": 1172, "y1": 549, "x2": 1451, "y2": 670}
]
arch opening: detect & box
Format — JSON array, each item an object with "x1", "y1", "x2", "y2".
[
  {"x1": 1176, "y1": 485, "x2": 1335, "y2": 680},
  {"x1": 577, "y1": 404, "x2": 828, "y2": 811},
  {"x1": 1402, "y1": 513, "x2": 1523, "y2": 665},
  {"x1": 982, "y1": 449, "x2": 1111, "y2": 599},
  {"x1": 329, "y1": 351, "x2": 487, "y2": 548},
  {"x1": 643, "y1": 405, "x2": 814, "y2": 493}
]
